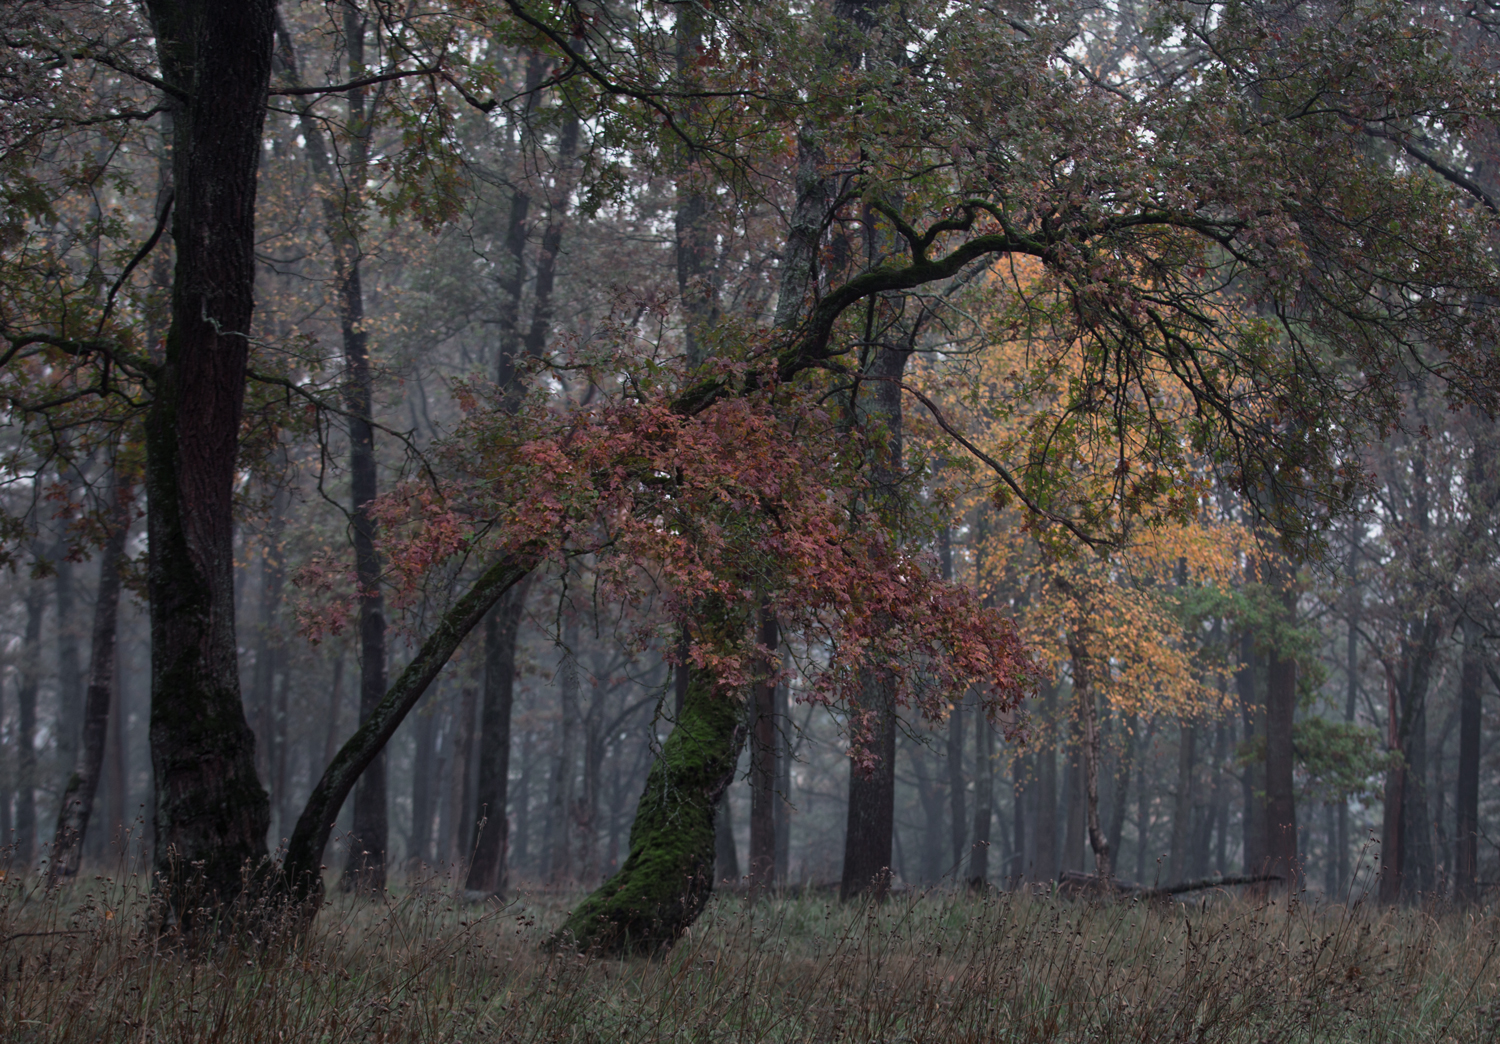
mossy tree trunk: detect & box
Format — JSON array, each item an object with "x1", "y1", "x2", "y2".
[{"x1": 556, "y1": 648, "x2": 747, "y2": 955}]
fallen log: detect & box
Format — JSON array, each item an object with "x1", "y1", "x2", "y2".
[{"x1": 1057, "y1": 869, "x2": 1283, "y2": 900}]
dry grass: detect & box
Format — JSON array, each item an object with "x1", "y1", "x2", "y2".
[{"x1": 2, "y1": 854, "x2": 1498, "y2": 1043}]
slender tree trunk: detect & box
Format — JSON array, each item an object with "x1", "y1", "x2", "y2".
[
  {"x1": 1012, "y1": 751, "x2": 1030, "y2": 884},
  {"x1": 1379, "y1": 665, "x2": 1406, "y2": 902},
  {"x1": 774, "y1": 675, "x2": 792, "y2": 883},
  {"x1": 466, "y1": 575, "x2": 533, "y2": 894},
  {"x1": 1034, "y1": 685, "x2": 1060, "y2": 883},
  {"x1": 546, "y1": 620, "x2": 580, "y2": 885},
  {"x1": 55, "y1": 550, "x2": 83, "y2": 789},
  {"x1": 948, "y1": 690, "x2": 967, "y2": 876},
  {"x1": 14, "y1": 569, "x2": 45, "y2": 865},
  {"x1": 1456, "y1": 615, "x2": 1482, "y2": 901},
  {"x1": 50, "y1": 475, "x2": 132, "y2": 880},
  {"x1": 715, "y1": 790, "x2": 740, "y2": 883},
  {"x1": 141, "y1": 0, "x2": 276, "y2": 925},
  {"x1": 448, "y1": 686, "x2": 478, "y2": 870},
  {"x1": 1238, "y1": 631, "x2": 1266, "y2": 874},
  {"x1": 323, "y1": 653, "x2": 345, "y2": 770},
  {"x1": 249, "y1": 491, "x2": 287, "y2": 828},
  {"x1": 1169, "y1": 718, "x2": 1197, "y2": 884},
  {"x1": 749, "y1": 605, "x2": 779, "y2": 894},
  {"x1": 409, "y1": 695, "x2": 437, "y2": 869},
  {"x1": 967, "y1": 709, "x2": 994, "y2": 887},
  {"x1": 1107, "y1": 713, "x2": 1136, "y2": 872}
]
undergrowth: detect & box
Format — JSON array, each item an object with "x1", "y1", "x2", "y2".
[{"x1": 2, "y1": 855, "x2": 1497, "y2": 1043}]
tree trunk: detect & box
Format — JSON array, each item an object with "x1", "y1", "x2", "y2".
[
  {"x1": 556, "y1": 654, "x2": 747, "y2": 954},
  {"x1": 140, "y1": 0, "x2": 276, "y2": 926},
  {"x1": 774, "y1": 675, "x2": 792, "y2": 883},
  {"x1": 1264, "y1": 631, "x2": 1299, "y2": 890},
  {"x1": 408, "y1": 694, "x2": 438, "y2": 869},
  {"x1": 1107, "y1": 713, "x2": 1136, "y2": 871},
  {"x1": 749, "y1": 605, "x2": 779, "y2": 894},
  {"x1": 1168, "y1": 718, "x2": 1197, "y2": 885},
  {"x1": 545, "y1": 618, "x2": 580, "y2": 885},
  {"x1": 715, "y1": 793, "x2": 740, "y2": 883},
  {"x1": 1034, "y1": 685, "x2": 1059, "y2": 883},
  {"x1": 14, "y1": 568, "x2": 45, "y2": 865},
  {"x1": 465, "y1": 575, "x2": 533, "y2": 894},
  {"x1": 1238, "y1": 631, "x2": 1266, "y2": 875},
  {"x1": 50, "y1": 475, "x2": 132, "y2": 880},
  {"x1": 447, "y1": 685, "x2": 478, "y2": 868},
  {"x1": 841, "y1": 342, "x2": 909, "y2": 900},
  {"x1": 1456, "y1": 615, "x2": 1482, "y2": 901},
  {"x1": 1076, "y1": 656, "x2": 1110, "y2": 879},
  {"x1": 967, "y1": 708, "x2": 994, "y2": 887},
  {"x1": 54, "y1": 550, "x2": 83, "y2": 789},
  {"x1": 282, "y1": 551, "x2": 536, "y2": 901},
  {"x1": 948, "y1": 690, "x2": 967, "y2": 876}
]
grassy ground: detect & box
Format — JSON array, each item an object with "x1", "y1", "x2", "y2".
[{"x1": 2, "y1": 860, "x2": 1497, "y2": 1043}]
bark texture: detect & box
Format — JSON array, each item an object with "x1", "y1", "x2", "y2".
[{"x1": 140, "y1": 0, "x2": 277, "y2": 925}]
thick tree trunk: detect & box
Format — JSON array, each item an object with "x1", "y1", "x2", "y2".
[
  {"x1": 749, "y1": 605, "x2": 779, "y2": 894},
  {"x1": 49, "y1": 476, "x2": 132, "y2": 880},
  {"x1": 14, "y1": 571, "x2": 44, "y2": 865},
  {"x1": 465, "y1": 575, "x2": 533, "y2": 894},
  {"x1": 140, "y1": 0, "x2": 276, "y2": 926},
  {"x1": 841, "y1": 342, "x2": 909, "y2": 899},
  {"x1": 1456, "y1": 615, "x2": 1482, "y2": 901},
  {"x1": 556, "y1": 656, "x2": 747, "y2": 954}
]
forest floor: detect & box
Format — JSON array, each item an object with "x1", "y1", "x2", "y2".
[{"x1": 2, "y1": 859, "x2": 1497, "y2": 1043}]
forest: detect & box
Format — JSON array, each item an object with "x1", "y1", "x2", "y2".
[{"x1": 4, "y1": 0, "x2": 1500, "y2": 1040}]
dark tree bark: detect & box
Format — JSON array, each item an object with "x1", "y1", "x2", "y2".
[
  {"x1": 842, "y1": 667, "x2": 898, "y2": 899},
  {"x1": 50, "y1": 475, "x2": 132, "y2": 880},
  {"x1": 14, "y1": 567, "x2": 45, "y2": 865},
  {"x1": 948, "y1": 690, "x2": 967, "y2": 875},
  {"x1": 139, "y1": 0, "x2": 276, "y2": 925},
  {"x1": 749, "y1": 604, "x2": 780, "y2": 894},
  {"x1": 465, "y1": 575, "x2": 534, "y2": 894},
  {"x1": 1456, "y1": 616, "x2": 1483, "y2": 901}
]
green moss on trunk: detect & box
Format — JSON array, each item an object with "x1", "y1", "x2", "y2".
[{"x1": 556, "y1": 664, "x2": 745, "y2": 955}]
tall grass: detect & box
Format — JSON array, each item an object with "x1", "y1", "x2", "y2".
[{"x1": 2, "y1": 851, "x2": 1497, "y2": 1042}]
